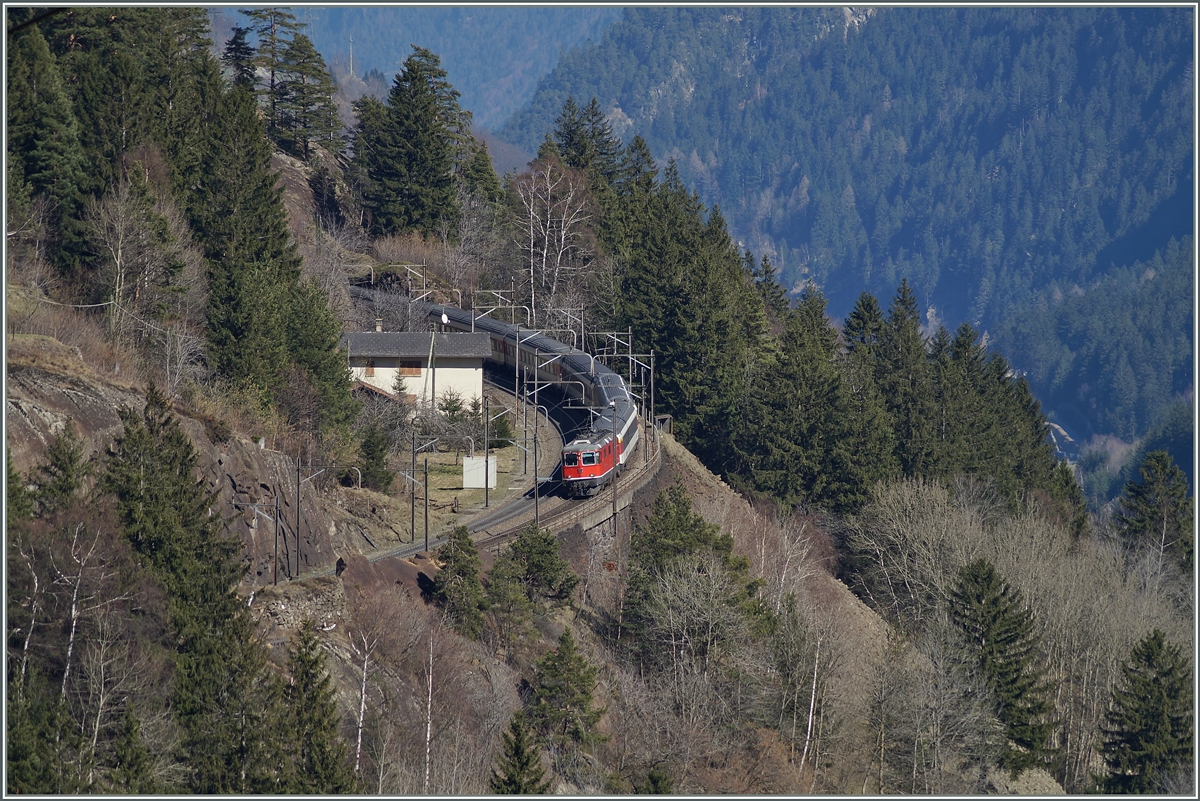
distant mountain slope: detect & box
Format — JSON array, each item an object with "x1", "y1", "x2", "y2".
[
  {"x1": 501, "y1": 6, "x2": 1194, "y2": 442},
  {"x1": 211, "y1": 6, "x2": 621, "y2": 132}
]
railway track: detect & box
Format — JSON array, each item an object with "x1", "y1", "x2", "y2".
[{"x1": 299, "y1": 398, "x2": 662, "y2": 580}]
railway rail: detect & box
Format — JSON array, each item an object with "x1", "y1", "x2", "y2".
[{"x1": 297, "y1": 399, "x2": 661, "y2": 581}]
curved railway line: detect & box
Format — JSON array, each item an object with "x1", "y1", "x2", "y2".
[{"x1": 298, "y1": 290, "x2": 665, "y2": 580}]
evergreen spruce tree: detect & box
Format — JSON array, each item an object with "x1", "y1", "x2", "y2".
[
  {"x1": 5, "y1": 668, "x2": 82, "y2": 794},
  {"x1": 101, "y1": 385, "x2": 287, "y2": 792},
  {"x1": 30, "y1": 424, "x2": 90, "y2": 517},
  {"x1": 284, "y1": 622, "x2": 357, "y2": 793},
  {"x1": 484, "y1": 552, "x2": 537, "y2": 653},
  {"x1": 926, "y1": 325, "x2": 981, "y2": 480},
  {"x1": 528, "y1": 628, "x2": 605, "y2": 751},
  {"x1": 461, "y1": 139, "x2": 504, "y2": 203},
  {"x1": 432, "y1": 525, "x2": 486, "y2": 639},
  {"x1": 552, "y1": 97, "x2": 591, "y2": 172},
  {"x1": 754, "y1": 254, "x2": 791, "y2": 320},
  {"x1": 580, "y1": 97, "x2": 624, "y2": 186},
  {"x1": 878, "y1": 280, "x2": 938, "y2": 476},
  {"x1": 7, "y1": 446, "x2": 34, "y2": 523},
  {"x1": 842, "y1": 292, "x2": 886, "y2": 368},
  {"x1": 6, "y1": 22, "x2": 87, "y2": 270},
  {"x1": 358, "y1": 425, "x2": 393, "y2": 491},
  {"x1": 1100, "y1": 629, "x2": 1193, "y2": 794},
  {"x1": 827, "y1": 352, "x2": 900, "y2": 513},
  {"x1": 1116, "y1": 451, "x2": 1193, "y2": 574},
  {"x1": 503, "y1": 523, "x2": 579, "y2": 603},
  {"x1": 68, "y1": 47, "x2": 150, "y2": 200},
  {"x1": 188, "y1": 83, "x2": 300, "y2": 395},
  {"x1": 353, "y1": 46, "x2": 463, "y2": 236},
  {"x1": 620, "y1": 484, "x2": 764, "y2": 658},
  {"x1": 739, "y1": 288, "x2": 842, "y2": 508},
  {"x1": 948, "y1": 559, "x2": 1055, "y2": 775},
  {"x1": 637, "y1": 766, "x2": 675, "y2": 794},
  {"x1": 277, "y1": 32, "x2": 341, "y2": 159},
  {"x1": 240, "y1": 6, "x2": 304, "y2": 139},
  {"x1": 489, "y1": 711, "x2": 551, "y2": 794},
  {"x1": 221, "y1": 26, "x2": 257, "y2": 90},
  {"x1": 109, "y1": 704, "x2": 158, "y2": 793},
  {"x1": 284, "y1": 280, "x2": 359, "y2": 433}
]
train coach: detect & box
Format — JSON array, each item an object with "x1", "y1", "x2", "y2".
[{"x1": 415, "y1": 302, "x2": 639, "y2": 497}]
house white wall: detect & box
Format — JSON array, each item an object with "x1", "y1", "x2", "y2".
[{"x1": 350, "y1": 356, "x2": 483, "y2": 408}]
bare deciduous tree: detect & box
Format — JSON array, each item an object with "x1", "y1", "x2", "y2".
[{"x1": 510, "y1": 156, "x2": 595, "y2": 325}]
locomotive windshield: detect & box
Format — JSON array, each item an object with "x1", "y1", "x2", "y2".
[
  {"x1": 581, "y1": 452, "x2": 598, "y2": 466},
  {"x1": 562, "y1": 453, "x2": 579, "y2": 466}
]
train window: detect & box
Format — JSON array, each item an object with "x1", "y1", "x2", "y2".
[
  {"x1": 582, "y1": 452, "x2": 598, "y2": 466},
  {"x1": 563, "y1": 453, "x2": 579, "y2": 466}
]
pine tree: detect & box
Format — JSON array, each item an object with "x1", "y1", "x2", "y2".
[
  {"x1": 284, "y1": 279, "x2": 359, "y2": 434},
  {"x1": 358, "y1": 425, "x2": 393, "y2": 492},
  {"x1": 221, "y1": 26, "x2": 257, "y2": 90},
  {"x1": 7, "y1": 446, "x2": 34, "y2": 523},
  {"x1": 503, "y1": 523, "x2": 579, "y2": 603},
  {"x1": 100, "y1": 384, "x2": 288, "y2": 792},
  {"x1": 489, "y1": 711, "x2": 551, "y2": 794},
  {"x1": 739, "y1": 288, "x2": 842, "y2": 508},
  {"x1": 842, "y1": 292, "x2": 885, "y2": 368},
  {"x1": 754, "y1": 253, "x2": 791, "y2": 320},
  {"x1": 1116, "y1": 451, "x2": 1193, "y2": 575},
  {"x1": 284, "y1": 622, "x2": 357, "y2": 793},
  {"x1": 948, "y1": 559, "x2": 1055, "y2": 775},
  {"x1": 878, "y1": 280, "x2": 938, "y2": 476},
  {"x1": 6, "y1": 22, "x2": 87, "y2": 269},
  {"x1": 188, "y1": 83, "x2": 300, "y2": 395},
  {"x1": 240, "y1": 6, "x2": 304, "y2": 139},
  {"x1": 432, "y1": 525, "x2": 485, "y2": 639},
  {"x1": 637, "y1": 766, "x2": 675, "y2": 794},
  {"x1": 528, "y1": 628, "x2": 605, "y2": 750},
  {"x1": 30, "y1": 424, "x2": 91, "y2": 517},
  {"x1": 1100, "y1": 629, "x2": 1193, "y2": 794},
  {"x1": 461, "y1": 139, "x2": 504, "y2": 203},
  {"x1": 277, "y1": 32, "x2": 341, "y2": 159},
  {"x1": 109, "y1": 704, "x2": 158, "y2": 793},
  {"x1": 353, "y1": 46, "x2": 463, "y2": 236}
]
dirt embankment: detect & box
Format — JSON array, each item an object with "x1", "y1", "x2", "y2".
[{"x1": 5, "y1": 334, "x2": 405, "y2": 589}]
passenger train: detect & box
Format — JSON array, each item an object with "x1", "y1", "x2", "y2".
[{"x1": 414, "y1": 302, "x2": 639, "y2": 497}]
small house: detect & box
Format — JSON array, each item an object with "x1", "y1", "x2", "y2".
[{"x1": 343, "y1": 330, "x2": 492, "y2": 408}]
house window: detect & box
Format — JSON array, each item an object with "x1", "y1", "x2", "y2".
[
  {"x1": 399, "y1": 360, "x2": 422, "y2": 376},
  {"x1": 365, "y1": 359, "x2": 375, "y2": 377}
]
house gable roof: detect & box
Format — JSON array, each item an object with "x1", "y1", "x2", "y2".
[{"x1": 342, "y1": 332, "x2": 492, "y2": 359}]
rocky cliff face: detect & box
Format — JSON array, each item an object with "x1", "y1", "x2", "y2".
[{"x1": 5, "y1": 334, "x2": 403, "y2": 590}]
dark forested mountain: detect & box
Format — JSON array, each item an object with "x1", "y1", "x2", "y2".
[
  {"x1": 501, "y1": 6, "x2": 1194, "y2": 447},
  {"x1": 211, "y1": 6, "x2": 621, "y2": 132}
]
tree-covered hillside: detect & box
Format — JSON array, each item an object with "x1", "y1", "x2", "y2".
[
  {"x1": 501, "y1": 6, "x2": 1194, "y2": 445},
  {"x1": 210, "y1": 6, "x2": 621, "y2": 132}
]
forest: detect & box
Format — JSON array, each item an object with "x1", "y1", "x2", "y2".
[
  {"x1": 206, "y1": 6, "x2": 621, "y2": 132},
  {"x1": 501, "y1": 6, "x2": 1194, "y2": 464},
  {"x1": 5, "y1": 5, "x2": 1194, "y2": 796}
]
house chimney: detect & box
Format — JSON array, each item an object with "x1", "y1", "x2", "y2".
[{"x1": 375, "y1": 317, "x2": 383, "y2": 332}]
